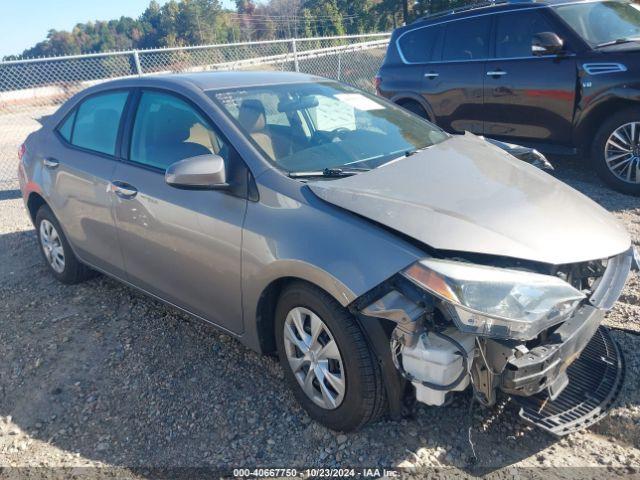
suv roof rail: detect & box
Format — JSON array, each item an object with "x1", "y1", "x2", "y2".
[{"x1": 414, "y1": 0, "x2": 534, "y2": 23}]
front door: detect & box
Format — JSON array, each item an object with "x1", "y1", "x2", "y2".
[
  {"x1": 111, "y1": 90, "x2": 247, "y2": 333},
  {"x1": 421, "y1": 15, "x2": 491, "y2": 134},
  {"x1": 483, "y1": 9, "x2": 577, "y2": 145}
]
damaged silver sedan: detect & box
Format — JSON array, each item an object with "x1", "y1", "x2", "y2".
[{"x1": 19, "y1": 72, "x2": 639, "y2": 435}]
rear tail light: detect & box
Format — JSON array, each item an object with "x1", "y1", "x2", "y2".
[
  {"x1": 374, "y1": 75, "x2": 382, "y2": 95},
  {"x1": 18, "y1": 142, "x2": 26, "y2": 161}
]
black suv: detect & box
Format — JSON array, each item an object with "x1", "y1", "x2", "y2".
[{"x1": 377, "y1": 0, "x2": 640, "y2": 195}]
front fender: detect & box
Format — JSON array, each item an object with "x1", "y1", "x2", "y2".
[
  {"x1": 239, "y1": 170, "x2": 425, "y2": 352},
  {"x1": 575, "y1": 84, "x2": 640, "y2": 144}
]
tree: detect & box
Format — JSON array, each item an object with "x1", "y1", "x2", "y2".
[{"x1": 11, "y1": 0, "x2": 444, "y2": 59}]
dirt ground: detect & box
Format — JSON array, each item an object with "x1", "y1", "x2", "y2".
[{"x1": 0, "y1": 155, "x2": 639, "y2": 479}]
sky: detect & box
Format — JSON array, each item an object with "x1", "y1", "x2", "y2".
[{"x1": 1, "y1": 0, "x2": 234, "y2": 57}]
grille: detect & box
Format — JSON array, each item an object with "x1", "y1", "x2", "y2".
[{"x1": 516, "y1": 327, "x2": 625, "y2": 436}]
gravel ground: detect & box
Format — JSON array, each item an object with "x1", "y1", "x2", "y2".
[{"x1": 0, "y1": 156, "x2": 639, "y2": 478}]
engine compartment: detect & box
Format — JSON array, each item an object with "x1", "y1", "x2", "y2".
[{"x1": 353, "y1": 246, "x2": 636, "y2": 435}]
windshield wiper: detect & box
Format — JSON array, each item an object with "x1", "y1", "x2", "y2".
[
  {"x1": 595, "y1": 37, "x2": 640, "y2": 48},
  {"x1": 288, "y1": 167, "x2": 370, "y2": 179},
  {"x1": 404, "y1": 147, "x2": 426, "y2": 157}
]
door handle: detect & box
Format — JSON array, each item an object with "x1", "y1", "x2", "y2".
[
  {"x1": 486, "y1": 70, "x2": 507, "y2": 77},
  {"x1": 110, "y1": 181, "x2": 138, "y2": 199},
  {"x1": 43, "y1": 158, "x2": 59, "y2": 169},
  {"x1": 424, "y1": 72, "x2": 439, "y2": 79}
]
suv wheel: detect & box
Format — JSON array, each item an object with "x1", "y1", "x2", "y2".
[
  {"x1": 35, "y1": 205, "x2": 95, "y2": 284},
  {"x1": 275, "y1": 281, "x2": 386, "y2": 431},
  {"x1": 592, "y1": 108, "x2": 640, "y2": 196},
  {"x1": 397, "y1": 99, "x2": 429, "y2": 120}
]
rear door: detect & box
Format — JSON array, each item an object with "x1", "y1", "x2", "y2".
[
  {"x1": 111, "y1": 89, "x2": 247, "y2": 333},
  {"x1": 483, "y1": 8, "x2": 577, "y2": 144},
  {"x1": 45, "y1": 90, "x2": 130, "y2": 277},
  {"x1": 421, "y1": 15, "x2": 491, "y2": 134}
]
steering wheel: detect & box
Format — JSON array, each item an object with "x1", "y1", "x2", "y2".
[
  {"x1": 325, "y1": 127, "x2": 351, "y2": 144},
  {"x1": 329, "y1": 127, "x2": 351, "y2": 137},
  {"x1": 310, "y1": 127, "x2": 351, "y2": 146}
]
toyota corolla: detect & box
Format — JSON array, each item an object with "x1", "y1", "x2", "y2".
[{"x1": 18, "y1": 72, "x2": 639, "y2": 434}]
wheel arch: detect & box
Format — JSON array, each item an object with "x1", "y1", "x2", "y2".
[
  {"x1": 26, "y1": 192, "x2": 47, "y2": 225},
  {"x1": 390, "y1": 93, "x2": 435, "y2": 122},
  {"x1": 253, "y1": 274, "x2": 355, "y2": 355},
  {"x1": 575, "y1": 97, "x2": 640, "y2": 152}
]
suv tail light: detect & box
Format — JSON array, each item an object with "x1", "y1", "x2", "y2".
[
  {"x1": 374, "y1": 75, "x2": 382, "y2": 95},
  {"x1": 18, "y1": 142, "x2": 26, "y2": 161}
]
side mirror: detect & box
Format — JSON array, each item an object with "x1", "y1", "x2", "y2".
[
  {"x1": 165, "y1": 154, "x2": 228, "y2": 190},
  {"x1": 532, "y1": 32, "x2": 564, "y2": 56}
]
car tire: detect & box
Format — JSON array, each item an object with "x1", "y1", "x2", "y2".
[
  {"x1": 591, "y1": 108, "x2": 640, "y2": 196},
  {"x1": 275, "y1": 281, "x2": 386, "y2": 431},
  {"x1": 35, "y1": 205, "x2": 95, "y2": 284},
  {"x1": 397, "y1": 99, "x2": 429, "y2": 120}
]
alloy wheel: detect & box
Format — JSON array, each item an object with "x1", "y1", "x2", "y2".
[
  {"x1": 283, "y1": 306, "x2": 346, "y2": 410},
  {"x1": 605, "y1": 122, "x2": 640, "y2": 184},
  {"x1": 39, "y1": 219, "x2": 65, "y2": 273}
]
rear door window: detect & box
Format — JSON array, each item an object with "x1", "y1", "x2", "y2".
[
  {"x1": 398, "y1": 25, "x2": 443, "y2": 63},
  {"x1": 442, "y1": 16, "x2": 491, "y2": 61},
  {"x1": 495, "y1": 10, "x2": 556, "y2": 58},
  {"x1": 65, "y1": 91, "x2": 128, "y2": 155}
]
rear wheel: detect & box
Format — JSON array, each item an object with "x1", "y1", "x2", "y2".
[
  {"x1": 591, "y1": 108, "x2": 640, "y2": 196},
  {"x1": 397, "y1": 99, "x2": 429, "y2": 120},
  {"x1": 275, "y1": 282, "x2": 386, "y2": 431},
  {"x1": 35, "y1": 205, "x2": 95, "y2": 284}
]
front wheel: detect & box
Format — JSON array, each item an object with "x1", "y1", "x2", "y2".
[
  {"x1": 275, "y1": 282, "x2": 386, "y2": 431},
  {"x1": 592, "y1": 108, "x2": 640, "y2": 196}
]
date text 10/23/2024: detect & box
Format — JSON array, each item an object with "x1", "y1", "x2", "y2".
[{"x1": 232, "y1": 468, "x2": 400, "y2": 477}]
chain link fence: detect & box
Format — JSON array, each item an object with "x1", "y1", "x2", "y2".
[{"x1": 0, "y1": 33, "x2": 390, "y2": 190}]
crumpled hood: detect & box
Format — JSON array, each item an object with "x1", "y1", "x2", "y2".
[{"x1": 309, "y1": 133, "x2": 630, "y2": 265}]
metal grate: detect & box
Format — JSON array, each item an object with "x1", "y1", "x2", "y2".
[{"x1": 517, "y1": 327, "x2": 625, "y2": 436}]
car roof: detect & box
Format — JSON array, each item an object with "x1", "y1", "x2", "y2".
[
  {"x1": 410, "y1": 0, "x2": 609, "y2": 26},
  {"x1": 98, "y1": 71, "x2": 330, "y2": 93}
]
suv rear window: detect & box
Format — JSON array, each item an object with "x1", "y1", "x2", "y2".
[
  {"x1": 442, "y1": 16, "x2": 491, "y2": 61},
  {"x1": 398, "y1": 25, "x2": 442, "y2": 63}
]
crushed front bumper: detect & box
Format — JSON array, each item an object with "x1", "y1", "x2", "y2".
[
  {"x1": 500, "y1": 305, "x2": 604, "y2": 397},
  {"x1": 482, "y1": 304, "x2": 625, "y2": 436}
]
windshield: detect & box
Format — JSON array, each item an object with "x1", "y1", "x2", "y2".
[
  {"x1": 208, "y1": 82, "x2": 448, "y2": 174},
  {"x1": 553, "y1": 1, "x2": 640, "y2": 47}
]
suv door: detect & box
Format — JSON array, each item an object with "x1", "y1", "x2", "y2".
[
  {"x1": 48, "y1": 90, "x2": 130, "y2": 277},
  {"x1": 483, "y1": 8, "x2": 577, "y2": 145},
  {"x1": 421, "y1": 16, "x2": 491, "y2": 134},
  {"x1": 111, "y1": 89, "x2": 247, "y2": 333}
]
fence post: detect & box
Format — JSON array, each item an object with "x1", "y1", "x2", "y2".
[
  {"x1": 292, "y1": 39, "x2": 299, "y2": 72},
  {"x1": 133, "y1": 50, "x2": 143, "y2": 76},
  {"x1": 337, "y1": 51, "x2": 342, "y2": 81}
]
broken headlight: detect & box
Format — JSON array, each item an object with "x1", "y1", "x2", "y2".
[{"x1": 403, "y1": 258, "x2": 586, "y2": 340}]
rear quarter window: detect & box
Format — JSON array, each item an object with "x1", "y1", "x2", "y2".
[
  {"x1": 57, "y1": 111, "x2": 75, "y2": 142},
  {"x1": 398, "y1": 25, "x2": 442, "y2": 63}
]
